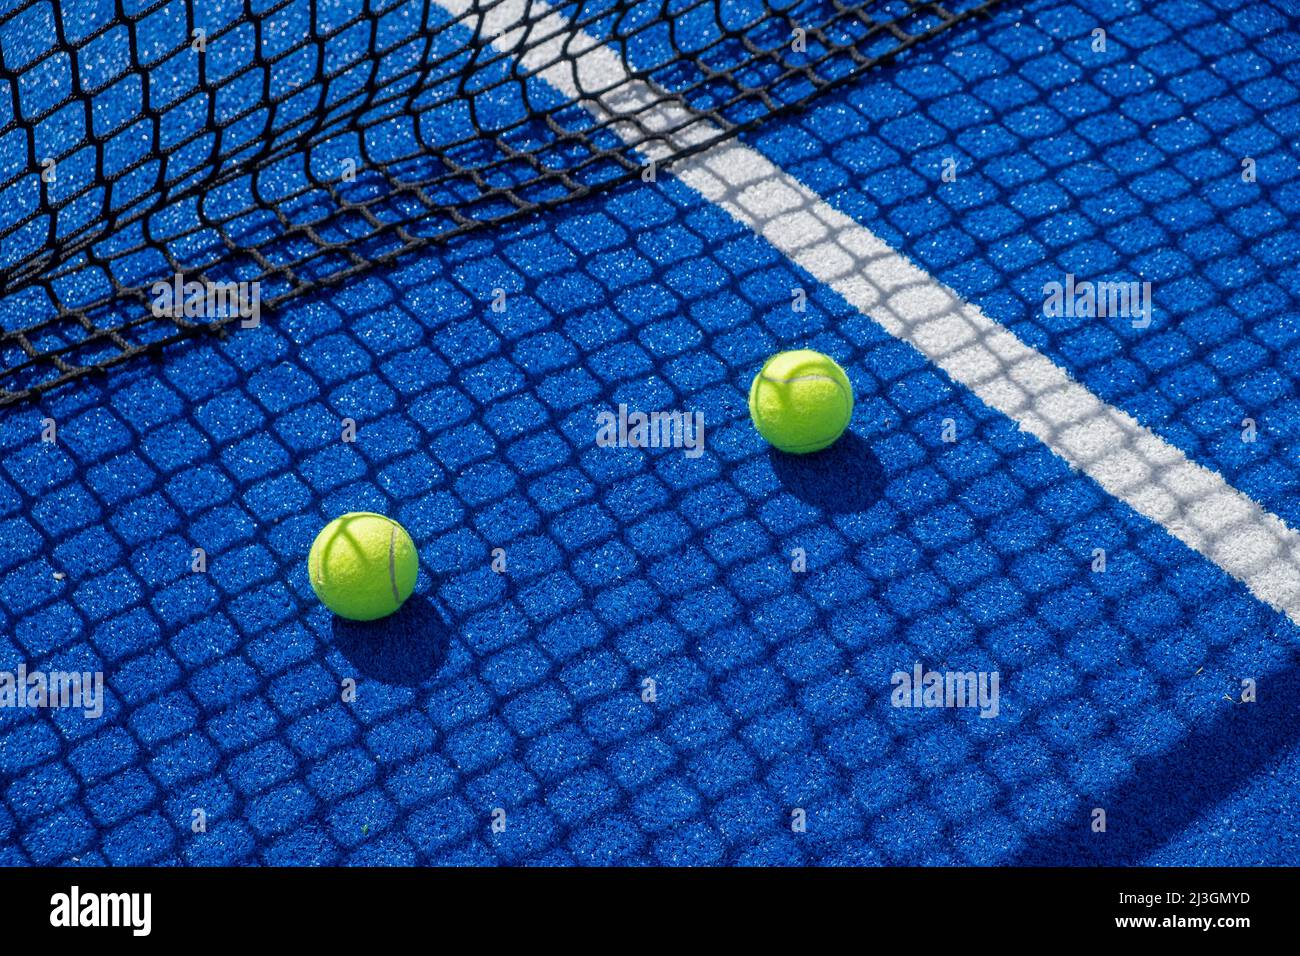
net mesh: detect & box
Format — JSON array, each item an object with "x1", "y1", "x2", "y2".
[{"x1": 0, "y1": 0, "x2": 1000, "y2": 405}]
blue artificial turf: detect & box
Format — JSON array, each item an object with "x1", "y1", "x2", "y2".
[{"x1": 1, "y1": 0, "x2": 1299, "y2": 866}]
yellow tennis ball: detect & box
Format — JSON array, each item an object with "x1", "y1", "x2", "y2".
[
  {"x1": 308, "y1": 512, "x2": 418, "y2": 621},
  {"x1": 748, "y1": 349, "x2": 854, "y2": 454}
]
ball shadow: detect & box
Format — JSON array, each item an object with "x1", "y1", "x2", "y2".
[
  {"x1": 769, "y1": 431, "x2": 885, "y2": 513},
  {"x1": 331, "y1": 594, "x2": 450, "y2": 686}
]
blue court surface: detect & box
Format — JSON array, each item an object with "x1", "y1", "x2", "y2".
[{"x1": 1, "y1": 0, "x2": 1299, "y2": 866}]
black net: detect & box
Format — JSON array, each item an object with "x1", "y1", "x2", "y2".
[{"x1": 0, "y1": 0, "x2": 1000, "y2": 405}]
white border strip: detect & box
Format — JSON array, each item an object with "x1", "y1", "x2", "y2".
[{"x1": 440, "y1": 0, "x2": 1300, "y2": 626}]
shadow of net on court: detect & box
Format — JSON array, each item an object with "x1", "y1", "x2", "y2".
[{"x1": 0, "y1": 0, "x2": 1298, "y2": 865}]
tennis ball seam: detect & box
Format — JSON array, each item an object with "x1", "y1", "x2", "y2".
[
  {"x1": 752, "y1": 370, "x2": 852, "y2": 450},
  {"x1": 386, "y1": 522, "x2": 399, "y2": 607},
  {"x1": 758, "y1": 373, "x2": 842, "y2": 385}
]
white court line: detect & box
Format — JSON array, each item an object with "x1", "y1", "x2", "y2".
[{"x1": 438, "y1": 0, "x2": 1300, "y2": 627}]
